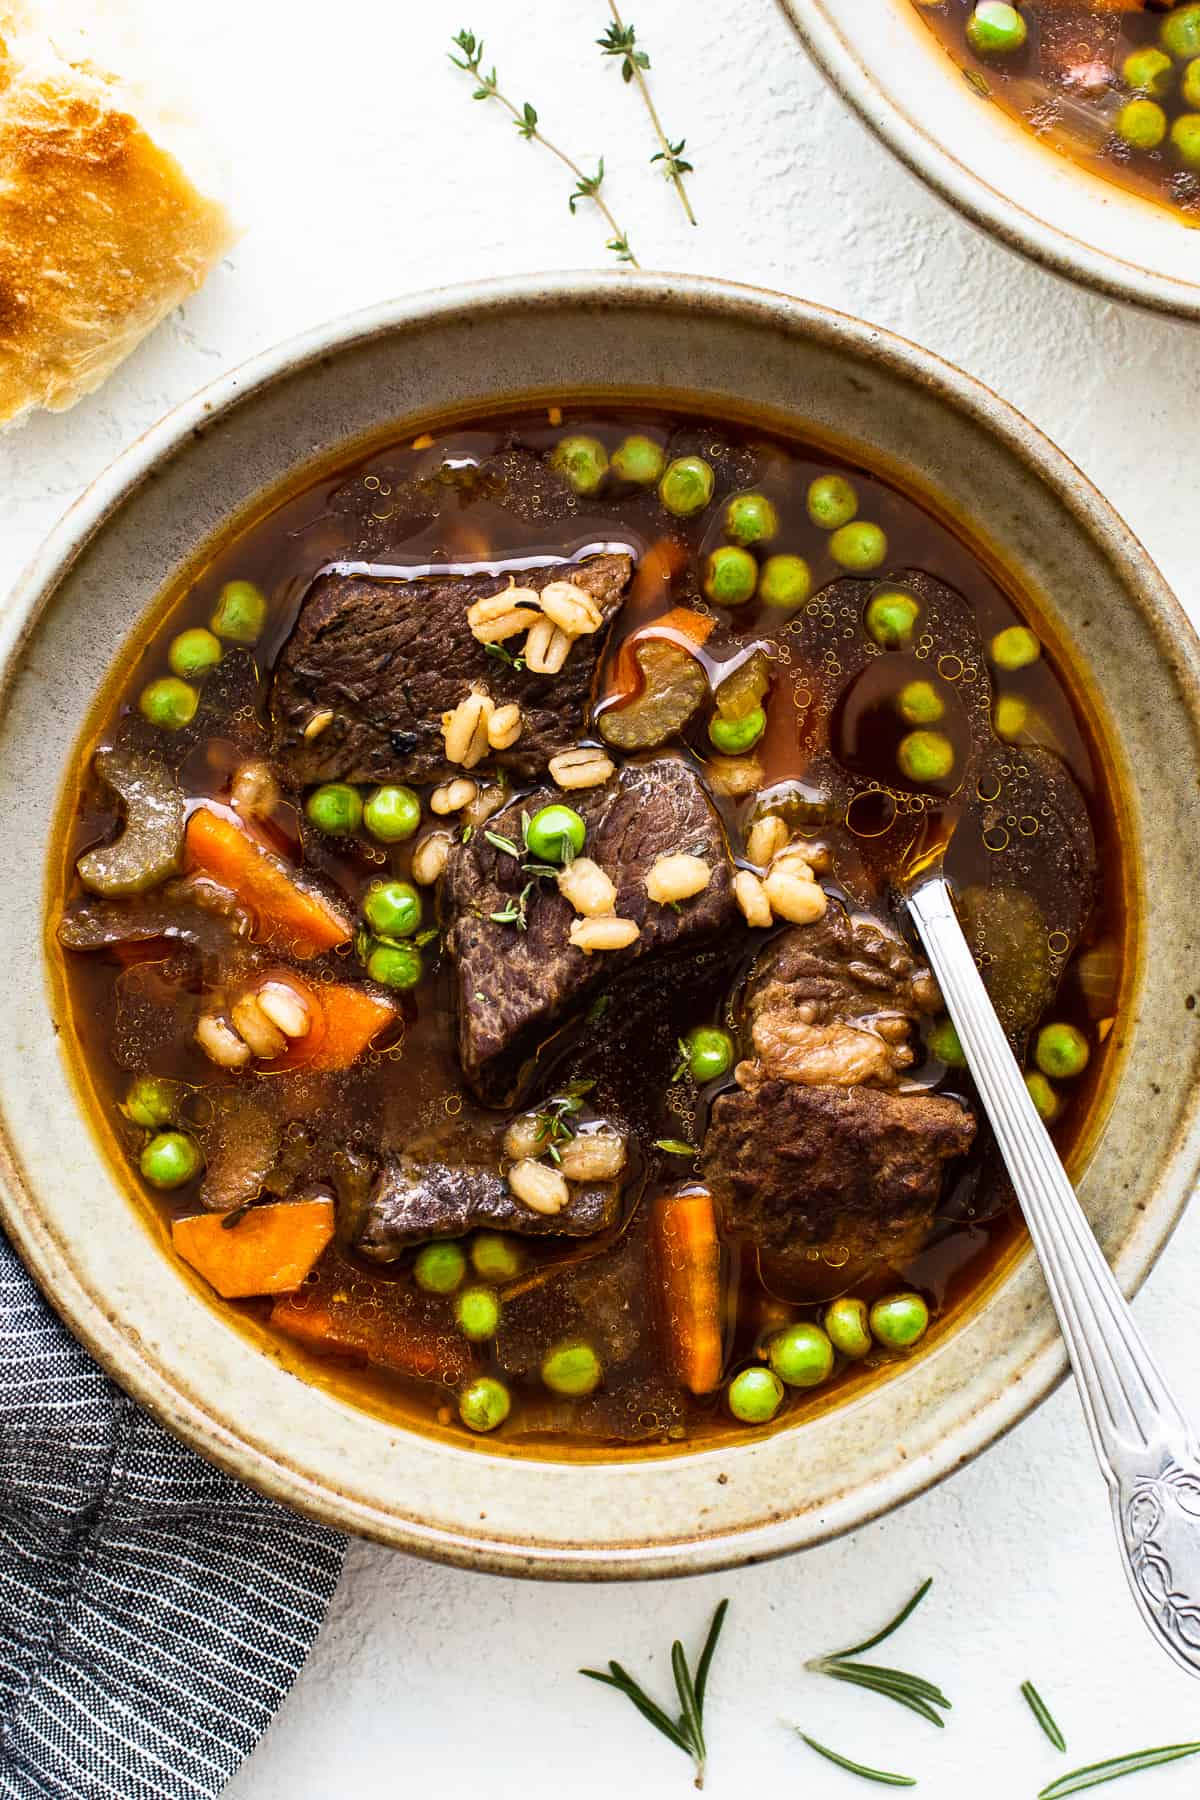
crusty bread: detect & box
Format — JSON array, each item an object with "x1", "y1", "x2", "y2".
[{"x1": 0, "y1": 2, "x2": 234, "y2": 429}]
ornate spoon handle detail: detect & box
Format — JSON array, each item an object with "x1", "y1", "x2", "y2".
[{"x1": 908, "y1": 876, "x2": 1200, "y2": 1678}]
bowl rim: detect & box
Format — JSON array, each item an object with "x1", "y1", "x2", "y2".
[
  {"x1": 4, "y1": 268, "x2": 1200, "y2": 1578},
  {"x1": 778, "y1": 0, "x2": 1200, "y2": 323}
]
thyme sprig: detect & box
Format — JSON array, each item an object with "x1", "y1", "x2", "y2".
[
  {"x1": 484, "y1": 640, "x2": 525, "y2": 671},
  {"x1": 598, "y1": 5, "x2": 696, "y2": 225},
  {"x1": 807, "y1": 1580, "x2": 951, "y2": 1729},
  {"x1": 450, "y1": 29, "x2": 638, "y2": 265},
  {"x1": 1038, "y1": 1742, "x2": 1200, "y2": 1797},
  {"x1": 530, "y1": 1082, "x2": 594, "y2": 1163},
  {"x1": 1022, "y1": 1680, "x2": 1066, "y2": 1754},
  {"x1": 794, "y1": 1731, "x2": 916, "y2": 1788},
  {"x1": 581, "y1": 1597, "x2": 727, "y2": 1789}
]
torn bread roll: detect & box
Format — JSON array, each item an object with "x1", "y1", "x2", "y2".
[{"x1": 0, "y1": 2, "x2": 234, "y2": 430}]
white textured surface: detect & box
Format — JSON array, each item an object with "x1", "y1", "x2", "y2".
[{"x1": 3, "y1": 2, "x2": 1198, "y2": 1794}]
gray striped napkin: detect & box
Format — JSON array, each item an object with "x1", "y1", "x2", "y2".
[{"x1": 0, "y1": 1229, "x2": 345, "y2": 1800}]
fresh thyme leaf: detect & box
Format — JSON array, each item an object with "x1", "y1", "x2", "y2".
[
  {"x1": 831, "y1": 1579, "x2": 933, "y2": 1659},
  {"x1": 795, "y1": 1732, "x2": 916, "y2": 1787},
  {"x1": 461, "y1": 824, "x2": 473, "y2": 843},
  {"x1": 484, "y1": 829, "x2": 521, "y2": 860},
  {"x1": 414, "y1": 927, "x2": 440, "y2": 947},
  {"x1": 587, "y1": 993, "x2": 611, "y2": 1023},
  {"x1": 547, "y1": 1142, "x2": 562, "y2": 1165},
  {"x1": 489, "y1": 902, "x2": 522, "y2": 925},
  {"x1": 962, "y1": 66, "x2": 992, "y2": 100},
  {"x1": 579, "y1": 1600, "x2": 727, "y2": 1787},
  {"x1": 670, "y1": 1037, "x2": 691, "y2": 1083},
  {"x1": 1022, "y1": 1680, "x2": 1066, "y2": 1754},
  {"x1": 449, "y1": 27, "x2": 638, "y2": 265},
  {"x1": 521, "y1": 860, "x2": 561, "y2": 879},
  {"x1": 1038, "y1": 1743, "x2": 1200, "y2": 1798},
  {"x1": 655, "y1": 1138, "x2": 697, "y2": 1157},
  {"x1": 562, "y1": 1078, "x2": 596, "y2": 1099},
  {"x1": 597, "y1": 4, "x2": 696, "y2": 225},
  {"x1": 484, "y1": 641, "x2": 525, "y2": 671}
]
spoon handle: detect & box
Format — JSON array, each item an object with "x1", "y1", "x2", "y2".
[{"x1": 908, "y1": 875, "x2": 1200, "y2": 1678}]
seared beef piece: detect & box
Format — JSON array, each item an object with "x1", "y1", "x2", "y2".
[
  {"x1": 701, "y1": 1080, "x2": 975, "y2": 1276},
  {"x1": 198, "y1": 1091, "x2": 283, "y2": 1214},
  {"x1": 346, "y1": 1155, "x2": 619, "y2": 1262},
  {"x1": 442, "y1": 756, "x2": 736, "y2": 1104},
  {"x1": 740, "y1": 906, "x2": 941, "y2": 1090},
  {"x1": 270, "y1": 552, "x2": 633, "y2": 787}
]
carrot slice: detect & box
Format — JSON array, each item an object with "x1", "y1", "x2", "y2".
[
  {"x1": 173, "y1": 1197, "x2": 335, "y2": 1299},
  {"x1": 653, "y1": 1189, "x2": 724, "y2": 1395},
  {"x1": 271, "y1": 1280, "x2": 474, "y2": 1382},
  {"x1": 185, "y1": 807, "x2": 353, "y2": 958},
  {"x1": 263, "y1": 978, "x2": 398, "y2": 1073}
]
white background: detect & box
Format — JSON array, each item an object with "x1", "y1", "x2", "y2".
[{"x1": 4, "y1": 2, "x2": 1200, "y2": 1794}]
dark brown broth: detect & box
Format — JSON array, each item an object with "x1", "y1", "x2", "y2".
[
  {"x1": 50, "y1": 403, "x2": 1128, "y2": 1459},
  {"x1": 913, "y1": 1, "x2": 1200, "y2": 216}
]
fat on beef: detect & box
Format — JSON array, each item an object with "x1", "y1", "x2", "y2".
[{"x1": 270, "y1": 552, "x2": 632, "y2": 787}]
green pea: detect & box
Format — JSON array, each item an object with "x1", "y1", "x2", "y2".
[
  {"x1": 869, "y1": 1292, "x2": 930, "y2": 1351},
  {"x1": 1026, "y1": 1069, "x2": 1062, "y2": 1124},
  {"x1": 990, "y1": 625, "x2": 1041, "y2": 671},
  {"x1": 896, "y1": 680, "x2": 944, "y2": 726},
  {"x1": 167, "y1": 628, "x2": 223, "y2": 680},
  {"x1": 123, "y1": 1075, "x2": 180, "y2": 1130},
  {"x1": 611, "y1": 434, "x2": 666, "y2": 486},
  {"x1": 458, "y1": 1376, "x2": 511, "y2": 1433},
  {"x1": 709, "y1": 706, "x2": 766, "y2": 755},
  {"x1": 366, "y1": 940, "x2": 423, "y2": 990},
  {"x1": 414, "y1": 1240, "x2": 466, "y2": 1295},
  {"x1": 659, "y1": 455, "x2": 715, "y2": 519},
  {"x1": 363, "y1": 785, "x2": 421, "y2": 842},
  {"x1": 1123, "y1": 46, "x2": 1174, "y2": 97},
  {"x1": 1162, "y1": 4, "x2": 1200, "y2": 61},
  {"x1": 549, "y1": 434, "x2": 609, "y2": 496},
  {"x1": 525, "y1": 804, "x2": 586, "y2": 864},
  {"x1": 768, "y1": 1322, "x2": 835, "y2": 1389},
  {"x1": 683, "y1": 1026, "x2": 735, "y2": 1083},
  {"x1": 1171, "y1": 113, "x2": 1200, "y2": 167},
  {"x1": 138, "y1": 677, "x2": 198, "y2": 731},
  {"x1": 831, "y1": 521, "x2": 888, "y2": 571},
  {"x1": 725, "y1": 491, "x2": 779, "y2": 547},
  {"x1": 807, "y1": 474, "x2": 858, "y2": 532},
  {"x1": 1116, "y1": 98, "x2": 1168, "y2": 150},
  {"x1": 927, "y1": 1019, "x2": 967, "y2": 1068},
  {"x1": 993, "y1": 694, "x2": 1030, "y2": 741},
  {"x1": 541, "y1": 1340, "x2": 602, "y2": 1397},
  {"x1": 966, "y1": 1, "x2": 1028, "y2": 54},
  {"x1": 898, "y1": 729, "x2": 955, "y2": 785},
  {"x1": 305, "y1": 782, "x2": 362, "y2": 835},
  {"x1": 140, "y1": 1130, "x2": 202, "y2": 1190},
  {"x1": 1035, "y1": 1021, "x2": 1091, "y2": 1080},
  {"x1": 866, "y1": 589, "x2": 920, "y2": 648},
  {"x1": 363, "y1": 879, "x2": 421, "y2": 941},
  {"x1": 703, "y1": 545, "x2": 758, "y2": 608},
  {"x1": 210, "y1": 579, "x2": 267, "y2": 645},
  {"x1": 759, "y1": 554, "x2": 811, "y2": 610},
  {"x1": 727, "y1": 1366, "x2": 784, "y2": 1423},
  {"x1": 1184, "y1": 60, "x2": 1200, "y2": 108},
  {"x1": 471, "y1": 1232, "x2": 524, "y2": 1282},
  {"x1": 824, "y1": 1297, "x2": 872, "y2": 1361},
  {"x1": 455, "y1": 1285, "x2": 501, "y2": 1342}
]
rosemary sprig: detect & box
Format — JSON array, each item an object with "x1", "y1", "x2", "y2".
[
  {"x1": 1022, "y1": 1680, "x2": 1066, "y2": 1754},
  {"x1": 597, "y1": 5, "x2": 696, "y2": 225},
  {"x1": 807, "y1": 1580, "x2": 950, "y2": 1729},
  {"x1": 1038, "y1": 1742, "x2": 1200, "y2": 1797},
  {"x1": 450, "y1": 29, "x2": 638, "y2": 266},
  {"x1": 581, "y1": 1598, "x2": 727, "y2": 1788},
  {"x1": 795, "y1": 1731, "x2": 916, "y2": 1788}
]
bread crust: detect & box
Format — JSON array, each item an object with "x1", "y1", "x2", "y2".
[{"x1": 0, "y1": 22, "x2": 234, "y2": 428}]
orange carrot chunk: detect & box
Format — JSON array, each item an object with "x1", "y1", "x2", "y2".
[
  {"x1": 271, "y1": 1284, "x2": 474, "y2": 1382},
  {"x1": 265, "y1": 979, "x2": 398, "y2": 1073},
  {"x1": 185, "y1": 807, "x2": 353, "y2": 958},
  {"x1": 653, "y1": 1189, "x2": 724, "y2": 1396},
  {"x1": 173, "y1": 1197, "x2": 335, "y2": 1298}
]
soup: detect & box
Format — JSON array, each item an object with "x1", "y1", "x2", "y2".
[
  {"x1": 50, "y1": 403, "x2": 1124, "y2": 1455},
  {"x1": 912, "y1": 1, "x2": 1200, "y2": 216}
]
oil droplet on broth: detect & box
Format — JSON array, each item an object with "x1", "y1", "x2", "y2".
[{"x1": 846, "y1": 789, "x2": 898, "y2": 838}]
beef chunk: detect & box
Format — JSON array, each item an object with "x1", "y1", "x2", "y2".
[
  {"x1": 346, "y1": 1155, "x2": 619, "y2": 1262},
  {"x1": 740, "y1": 906, "x2": 941, "y2": 1090},
  {"x1": 701, "y1": 1080, "x2": 975, "y2": 1277},
  {"x1": 443, "y1": 756, "x2": 736, "y2": 1103},
  {"x1": 270, "y1": 552, "x2": 633, "y2": 787}
]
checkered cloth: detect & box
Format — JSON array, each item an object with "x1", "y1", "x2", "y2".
[{"x1": 0, "y1": 1228, "x2": 345, "y2": 1800}]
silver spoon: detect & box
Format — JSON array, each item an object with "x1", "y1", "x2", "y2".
[{"x1": 906, "y1": 873, "x2": 1200, "y2": 1679}]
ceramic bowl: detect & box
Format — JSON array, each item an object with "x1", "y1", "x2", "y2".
[
  {"x1": 2, "y1": 273, "x2": 1199, "y2": 1578},
  {"x1": 781, "y1": 0, "x2": 1200, "y2": 320}
]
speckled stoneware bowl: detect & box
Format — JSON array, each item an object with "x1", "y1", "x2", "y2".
[
  {"x1": 3, "y1": 273, "x2": 1200, "y2": 1578},
  {"x1": 781, "y1": 0, "x2": 1200, "y2": 320}
]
